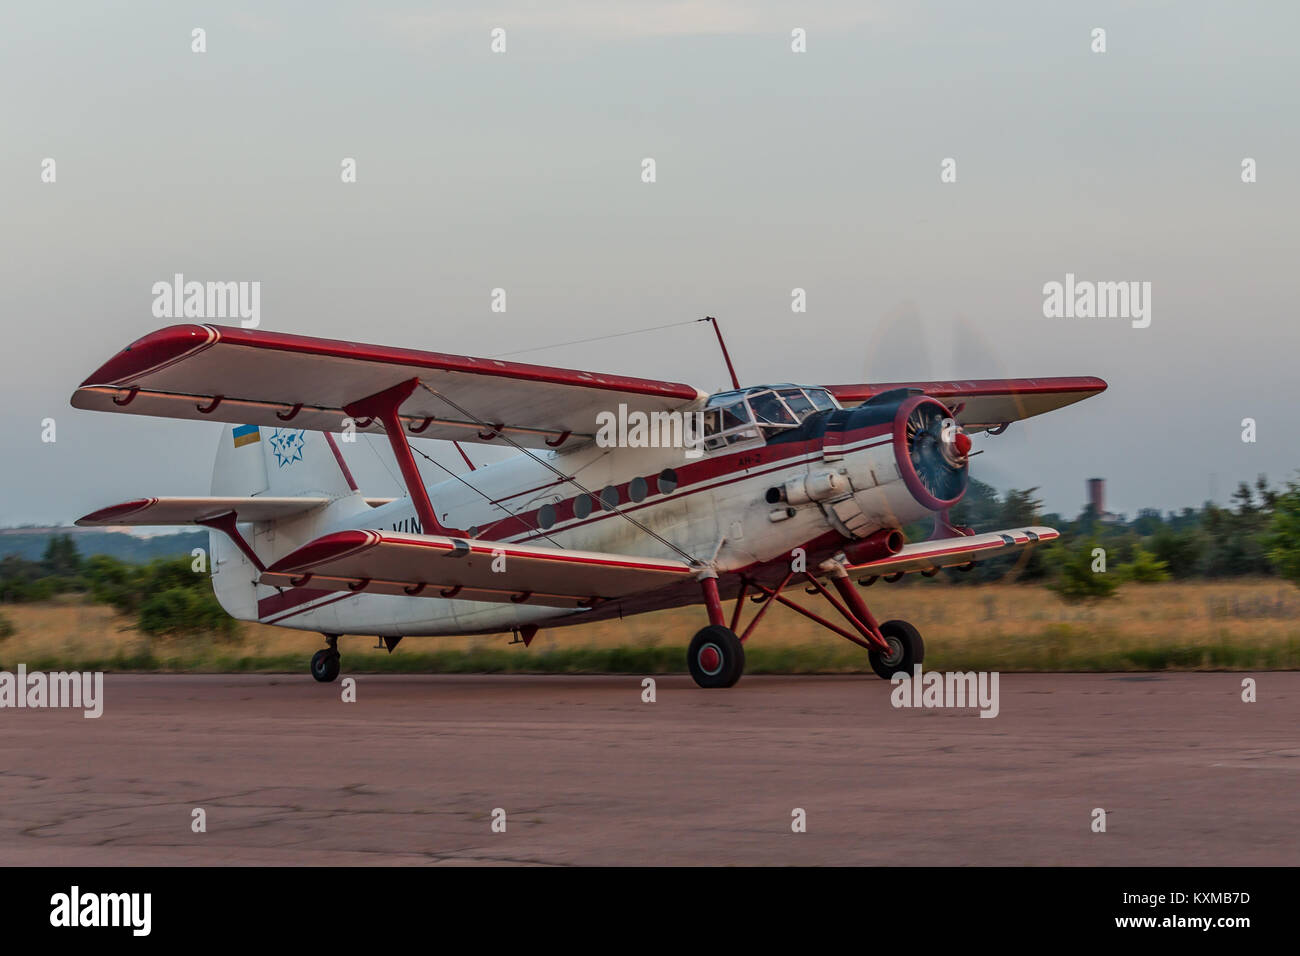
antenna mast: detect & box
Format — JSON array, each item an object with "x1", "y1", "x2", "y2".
[{"x1": 702, "y1": 316, "x2": 740, "y2": 390}]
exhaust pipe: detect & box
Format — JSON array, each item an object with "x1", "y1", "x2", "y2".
[{"x1": 842, "y1": 528, "x2": 904, "y2": 566}]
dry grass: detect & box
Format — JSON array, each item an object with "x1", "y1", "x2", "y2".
[{"x1": 1, "y1": 579, "x2": 1298, "y2": 672}]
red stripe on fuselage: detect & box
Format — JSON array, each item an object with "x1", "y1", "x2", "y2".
[
  {"x1": 257, "y1": 586, "x2": 339, "y2": 619},
  {"x1": 475, "y1": 424, "x2": 892, "y2": 543}
]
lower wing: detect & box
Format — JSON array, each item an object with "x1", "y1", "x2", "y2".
[
  {"x1": 837, "y1": 526, "x2": 1058, "y2": 578},
  {"x1": 260, "y1": 531, "x2": 696, "y2": 609}
]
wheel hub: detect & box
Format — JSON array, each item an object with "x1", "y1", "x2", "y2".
[
  {"x1": 880, "y1": 637, "x2": 904, "y2": 667},
  {"x1": 698, "y1": 643, "x2": 723, "y2": 675}
]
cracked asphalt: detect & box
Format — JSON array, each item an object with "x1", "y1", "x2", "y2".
[{"x1": 1, "y1": 673, "x2": 1295, "y2": 865}]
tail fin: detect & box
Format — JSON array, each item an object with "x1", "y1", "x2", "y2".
[
  {"x1": 212, "y1": 425, "x2": 357, "y2": 499},
  {"x1": 209, "y1": 425, "x2": 362, "y2": 621}
]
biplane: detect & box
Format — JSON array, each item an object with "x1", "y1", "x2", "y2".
[{"x1": 71, "y1": 322, "x2": 1105, "y2": 687}]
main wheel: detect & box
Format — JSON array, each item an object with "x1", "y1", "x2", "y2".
[
  {"x1": 868, "y1": 620, "x2": 924, "y2": 680},
  {"x1": 310, "y1": 649, "x2": 341, "y2": 683},
  {"x1": 687, "y1": 625, "x2": 745, "y2": 688}
]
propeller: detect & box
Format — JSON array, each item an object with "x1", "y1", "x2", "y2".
[{"x1": 904, "y1": 400, "x2": 968, "y2": 503}]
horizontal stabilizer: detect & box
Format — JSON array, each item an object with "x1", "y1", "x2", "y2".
[
  {"x1": 260, "y1": 530, "x2": 696, "y2": 609},
  {"x1": 842, "y1": 526, "x2": 1059, "y2": 577},
  {"x1": 76, "y1": 496, "x2": 339, "y2": 526}
]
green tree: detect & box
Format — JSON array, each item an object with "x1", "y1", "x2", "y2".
[
  {"x1": 1265, "y1": 480, "x2": 1300, "y2": 585},
  {"x1": 1150, "y1": 526, "x2": 1205, "y2": 578},
  {"x1": 1045, "y1": 537, "x2": 1119, "y2": 602},
  {"x1": 83, "y1": 554, "x2": 145, "y2": 613},
  {"x1": 0, "y1": 554, "x2": 41, "y2": 602},
  {"x1": 41, "y1": 534, "x2": 83, "y2": 577}
]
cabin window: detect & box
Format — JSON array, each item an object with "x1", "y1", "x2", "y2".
[
  {"x1": 629, "y1": 476, "x2": 648, "y2": 503},
  {"x1": 702, "y1": 399, "x2": 759, "y2": 450},
  {"x1": 574, "y1": 494, "x2": 593, "y2": 519},
  {"x1": 701, "y1": 384, "x2": 838, "y2": 447},
  {"x1": 807, "y1": 388, "x2": 836, "y2": 411},
  {"x1": 600, "y1": 485, "x2": 620, "y2": 511},
  {"x1": 778, "y1": 387, "x2": 815, "y2": 420},
  {"x1": 748, "y1": 390, "x2": 797, "y2": 427},
  {"x1": 538, "y1": 503, "x2": 557, "y2": 529},
  {"x1": 658, "y1": 468, "x2": 678, "y2": 494}
]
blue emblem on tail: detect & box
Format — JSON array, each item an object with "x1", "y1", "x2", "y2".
[{"x1": 269, "y1": 428, "x2": 306, "y2": 467}]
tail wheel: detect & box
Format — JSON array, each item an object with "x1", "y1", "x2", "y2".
[
  {"x1": 688, "y1": 625, "x2": 745, "y2": 688},
  {"x1": 868, "y1": 620, "x2": 924, "y2": 680},
  {"x1": 310, "y1": 649, "x2": 341, "y2": 683}
]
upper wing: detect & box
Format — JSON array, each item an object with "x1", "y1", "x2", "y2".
[
  {"x1": 839, "y1": 526, "x2": 1058, "y2": 577},
  {"x1": 825, "y1": 377, "x2": 1106, "y2": 431},
  {"x1": 260, "y1": 530, "x2": 696, "y2": 609},
  {"x1": 71, "y1": 324, "x2": 705, "y2": 448}
]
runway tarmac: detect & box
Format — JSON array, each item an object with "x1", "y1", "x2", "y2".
[{"x1": 1, "y1": 673, "x2": 1295, "y2": 865}]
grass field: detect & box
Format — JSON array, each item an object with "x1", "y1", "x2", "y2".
[{"x1": 2, "y1": 578, "x2": 1298, "y2": 673}]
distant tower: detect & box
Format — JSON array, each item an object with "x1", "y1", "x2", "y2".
[{"x1": 1087, "y1": 478, "x2": 1105, "y2": 515}]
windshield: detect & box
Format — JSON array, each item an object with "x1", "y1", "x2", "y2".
[{"x1": 702, "y1": 384, "x2": 839, "y2": 448}]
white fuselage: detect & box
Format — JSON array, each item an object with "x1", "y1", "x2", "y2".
[{"x1": 211, "y1": 412, "x2": 930, "y2": 637}]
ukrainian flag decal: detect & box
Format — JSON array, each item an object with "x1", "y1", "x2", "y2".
[{"x1": 232, "y1": 424, "x2": 260, "y2": 448}]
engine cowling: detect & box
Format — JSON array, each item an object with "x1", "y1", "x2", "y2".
[
  {"x1": 819, "y1": 388, "x2": 969, "y2": 515},
  {"x1": 752, "y1": 389, "x2": 971, "y2": 549},
  {"x1": 891, "y1": 393, "x2": 968, "y2": 510}
]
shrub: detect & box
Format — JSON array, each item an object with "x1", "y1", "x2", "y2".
[
  {"x1": 1116, "y1": 544, "x2": 1171, "y2": 583},
  {"x1": 138, "y1": 586, "x2": 235, "y2": 638},
  {"x1": 1044, "y1": 537, "x2": 1120, "y2": 603}
]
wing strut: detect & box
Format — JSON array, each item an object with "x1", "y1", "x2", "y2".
[{"x1": 343, "y1": 379, "x2": 467, "y2": 537}]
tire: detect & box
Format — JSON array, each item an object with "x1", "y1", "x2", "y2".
[
  {"x1": 687, "y1": 625, "x2": 745, "y2": 688},
  {"x1": 868, "y1": 620, "x2": 924, "y2": 680},
  {"x1": 310, "y1": 649, "x2": 341, "y2": 683}
]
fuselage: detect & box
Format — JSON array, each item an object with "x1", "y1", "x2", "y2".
[{"x1": 211, "y1": 386, "x2": 961, "y2": 638}]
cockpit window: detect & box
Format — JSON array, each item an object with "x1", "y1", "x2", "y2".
[
  {"x1": 748, "y1": 390, "x2": 797, "y2": 426},
  {"x1": 702, "y1": 400, "x2": 758, "y2": 450},
  {"x1": 778, "y1": 388, "x2": 814, "y2": 419},
  {"x1": 718, "y1": 401, "x2": 751, "y2": 429},
  {"x1": 700, "y1": 384, "x2": 840, "y2": 450},
  {"x1": 806, "y1": 388, "x2": 836, "y2": 411}
]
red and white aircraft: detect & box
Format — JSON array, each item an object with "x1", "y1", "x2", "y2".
[{"x1": 71, "y1": 323, "x2": 1105, "y2": 687}]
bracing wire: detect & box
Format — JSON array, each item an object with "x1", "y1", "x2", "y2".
[
  {"x1": 415, "y1": 382, "x2": 701, "y2": 566},
  {"x1": 488, "y1": 318, "x2": 702, "y2": 359}
]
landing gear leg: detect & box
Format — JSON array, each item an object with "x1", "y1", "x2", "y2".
[
  {"x1": 688, "y1": 574, "x2": 745, "y2": 688},
  {"x1": 823, "y1": 565, "x2": 925, "y2": 679},
  {"x1": 732, "y1": 562, "x2": 925, "y2": 681},
  {"x1": 310, "y1": 634, "x2": 341, "y2": 683}
]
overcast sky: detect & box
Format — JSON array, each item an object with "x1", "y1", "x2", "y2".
[{"x1": 2, "y1": 1, "x2": 1297, "y2": 526}]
